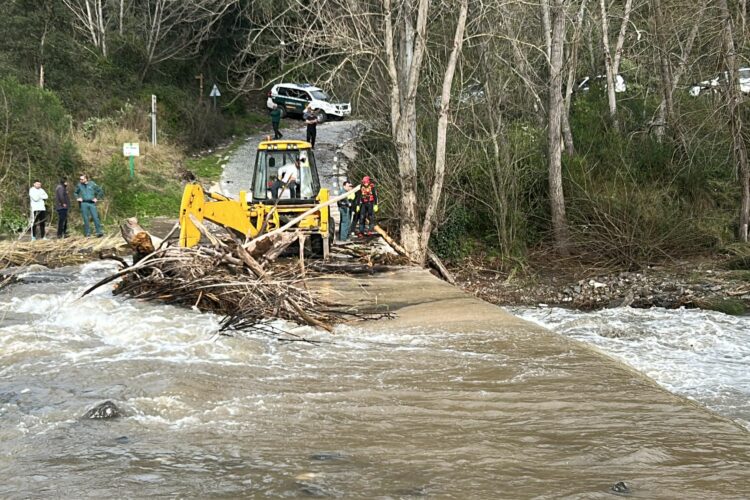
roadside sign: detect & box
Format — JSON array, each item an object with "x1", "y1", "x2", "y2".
[
  {"x1": 123, "y1": 143, "x2": 140, "y2": 157},
  {"x1": 209, "y1": 84, "x2": 221, "y2": 97},
  {"x1": 123, "y1": 142, "x2": 139, "y2": 178}
]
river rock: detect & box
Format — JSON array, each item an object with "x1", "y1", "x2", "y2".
[
  {"x1": 83, "y1": 401, "x2": 121, "y2": 419},
  {"x1": 611, "y1": 481, "x2": 630, "y2": 494}
]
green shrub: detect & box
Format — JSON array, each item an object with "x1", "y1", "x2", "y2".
[
  {"x1": 431, "y1": 205, "x2": 474, "y2": 260},
  {"x1": 0, "y1": 78, "x2": 81, "y2": 229},
  {"x1": 100, "y1": 155, "x2": 183, "y2": 222}
]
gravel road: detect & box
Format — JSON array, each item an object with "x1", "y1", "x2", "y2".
[{"x1": 220, "y1": 119, "x2": 364, "y2": 199}]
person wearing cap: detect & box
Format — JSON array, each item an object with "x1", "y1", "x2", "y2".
[
  {"x1": 272, "y1": 157, "x2": 300, "y2": 198},
  {"x1": 356, "y1": 175, "x2": 378, "y2": 236},
  {"x1": 303, "y1": 104, "x2": 318, "y2": 148}
]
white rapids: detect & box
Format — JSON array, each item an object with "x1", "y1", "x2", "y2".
[{"x1": 508, "y1": 305, "x2": 750, "y2": 430}]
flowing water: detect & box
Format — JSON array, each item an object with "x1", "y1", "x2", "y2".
[
  {"x1": 509, "y1": 306, "x2": 750, "y2": 431},
  {"x1": 2, "y1": 262, "x2": 750, "y2": 498}
]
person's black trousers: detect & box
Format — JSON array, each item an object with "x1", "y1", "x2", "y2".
[
  {"x1": 32, "y1": 210, "x2": 46, "y2": 239},
  {"x1": 358, "y1": 203, "x2": 375, "y2": 233},
  {"x1": 56, "y1": 208, "x2": 68, "y2": 238},
  {"x1": 306, "y1": 125, "x2": 316, "y2": 147}
]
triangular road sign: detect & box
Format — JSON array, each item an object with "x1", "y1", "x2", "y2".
[{"x1": 210, "y1": 84, "x2": 221, "y2": 97}]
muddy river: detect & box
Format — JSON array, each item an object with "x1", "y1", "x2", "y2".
[{"x1": 2, "y1": 262, "x2": 750, "y2": 498}]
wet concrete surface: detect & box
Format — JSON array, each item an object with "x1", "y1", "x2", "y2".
[{"x1": 310, "y1": 268, "x2": 750, "y2": 497}]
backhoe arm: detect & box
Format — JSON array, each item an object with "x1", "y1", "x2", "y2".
[{"x1": 179, "y1": 184, "x2": 262, "y2": 247}]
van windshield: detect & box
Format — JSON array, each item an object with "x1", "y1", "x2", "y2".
[{"x1": 310, "y1": 90, "x2": 329, "y2": 101}]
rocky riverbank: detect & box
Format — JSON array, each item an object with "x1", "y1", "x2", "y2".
[{"x1": 455, "y1": 254, "x2": 750, "y2": 315}]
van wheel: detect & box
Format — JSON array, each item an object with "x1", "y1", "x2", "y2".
[
  {"x1": 315, "y1": 110, "x2": 327, "y2": 124},
  {"x1": 280, "y1": 107, "x2": 288, "y2": 119}
]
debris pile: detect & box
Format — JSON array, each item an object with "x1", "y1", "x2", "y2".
[{"x1": 84, "y1": 219, "x2": 396, "y2": 337}]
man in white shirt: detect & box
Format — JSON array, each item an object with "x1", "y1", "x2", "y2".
[
  {"x1": 28, "y1": 180, "x2": 49, "y2": 241},
  {"x1": 272, "y1": 158, "x2": 300, "y2": 199}
]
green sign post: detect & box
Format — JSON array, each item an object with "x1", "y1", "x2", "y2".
[{"x1": 123, "y1": 143, "x2": 140, "y2": 178}]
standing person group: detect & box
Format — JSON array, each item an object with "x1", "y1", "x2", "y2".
[
  {"x1": 337, "y1": 176, "x2": 379, "y2": 241},
  {"x1": 27, "y1": 174, "x2": 106, "y2": 240},
  {"x1": 28, "y1": 180, "x2": 48, "y2": 241},
  {"x1": 74, "y1": 174, "x2": 105, "y2": 237}
]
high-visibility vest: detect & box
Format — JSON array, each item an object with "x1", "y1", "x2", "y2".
[{"x1": 361, "y1": 184, "x2": 375, "y2": 203}]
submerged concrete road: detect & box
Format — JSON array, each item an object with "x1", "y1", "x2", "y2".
[
  {"x1": 222, "y1": 121, "x2": 750, "y2": 497},
  {"x1": 312, "y1": 268, "x2": 750, "y2": 498}
]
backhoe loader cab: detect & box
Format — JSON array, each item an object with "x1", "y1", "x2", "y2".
[
  {"x1": 179, "y1": 139, "x2": 333, "y2": 257},
  {"x1": 251, "y1": 141, "x2": 321, "y2": 202}
]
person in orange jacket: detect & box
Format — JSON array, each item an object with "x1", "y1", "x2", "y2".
[{"x1": 355, "y1": 175, "x2": 378, "y2": 237}]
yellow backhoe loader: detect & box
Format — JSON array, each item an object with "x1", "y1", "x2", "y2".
[{"x1": 178, "y1": 139, "x2": 335, "y2": 258}]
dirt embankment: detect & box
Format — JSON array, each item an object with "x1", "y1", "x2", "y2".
[{"x1": 453, "y1": 253, "x2": 750, "y2": 314}]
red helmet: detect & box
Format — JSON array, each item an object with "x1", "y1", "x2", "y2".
[{"x1": 362, "y1": 176, "x2": 370, "y2": 184}]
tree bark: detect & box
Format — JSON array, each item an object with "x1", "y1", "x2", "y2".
[
  {"x1": 418, "y1": 0, "x2": 469, "y2": 263},
  {"x1": 599, "y1": 0, "x2": 619, "y2": 130},
  {"x1": 651, "y1": 0, "x2": 673, "y2": 140},
  {"x1": 548, "y1": 0, "x2": 570, "y2": 255}
]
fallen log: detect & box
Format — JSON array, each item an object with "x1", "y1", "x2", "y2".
[
  {"x1": 373, "y1": 225, "x2": 416, "y2": 264},
  {"x1": 426, "y1": 248, "x2": 456, "y2": 285},
  {"x1": 120, "y1": 217, "x2": 163, "y2": 264},
  {"x1": 373, "y1": 225, "x2": 455, "y2": 284}
]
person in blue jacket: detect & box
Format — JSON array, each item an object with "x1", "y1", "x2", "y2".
[{"x1": 73, "y1": 174, "x2": 105, "y2": 237}]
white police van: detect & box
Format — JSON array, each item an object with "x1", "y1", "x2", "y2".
[{"x1": 267, "y1": 83, "x2": 351, "y2": 123}]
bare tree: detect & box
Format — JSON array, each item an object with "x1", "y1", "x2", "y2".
[
  {"x1": 650, "y1": 0, "x2": 706, "y2": 141},
  {"x1": 717, "y1": 0, "x2": 750, "y2": 241},
  {"x1": 562, "y1": 0, "x2": 590, "y2": 155},
  {"x1": 233, "y1": 0, "x2": 469, "y2": 263},
  {"x1": 62, "y1": 0, "x2": 109, "y2": 57},
  {"x1": 598, "y1": 0, "x2": 634, "y2": 130},
  {"x1": 548, "y1": 0, "x2": 570, "y2": 255},
  {"x1": 136, "y1": 0, "x2": 237, "y2": 81}
]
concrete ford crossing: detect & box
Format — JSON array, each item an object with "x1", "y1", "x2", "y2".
[{"x1": 267, "y1": 83, "x2": 351, "y2": 122}]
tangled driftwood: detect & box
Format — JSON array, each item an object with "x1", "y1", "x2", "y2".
[{"x1": 84, "y1": 218, "x2": 394, "y2": 338}]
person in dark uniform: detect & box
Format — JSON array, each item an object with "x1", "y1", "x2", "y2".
[{"x1": 303, "y1": 104, "x2": 318, "y2": 148}]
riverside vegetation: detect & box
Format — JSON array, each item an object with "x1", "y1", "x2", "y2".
[{"x1": 1, "y1": 1, "x2": 749, "y2": 313}]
